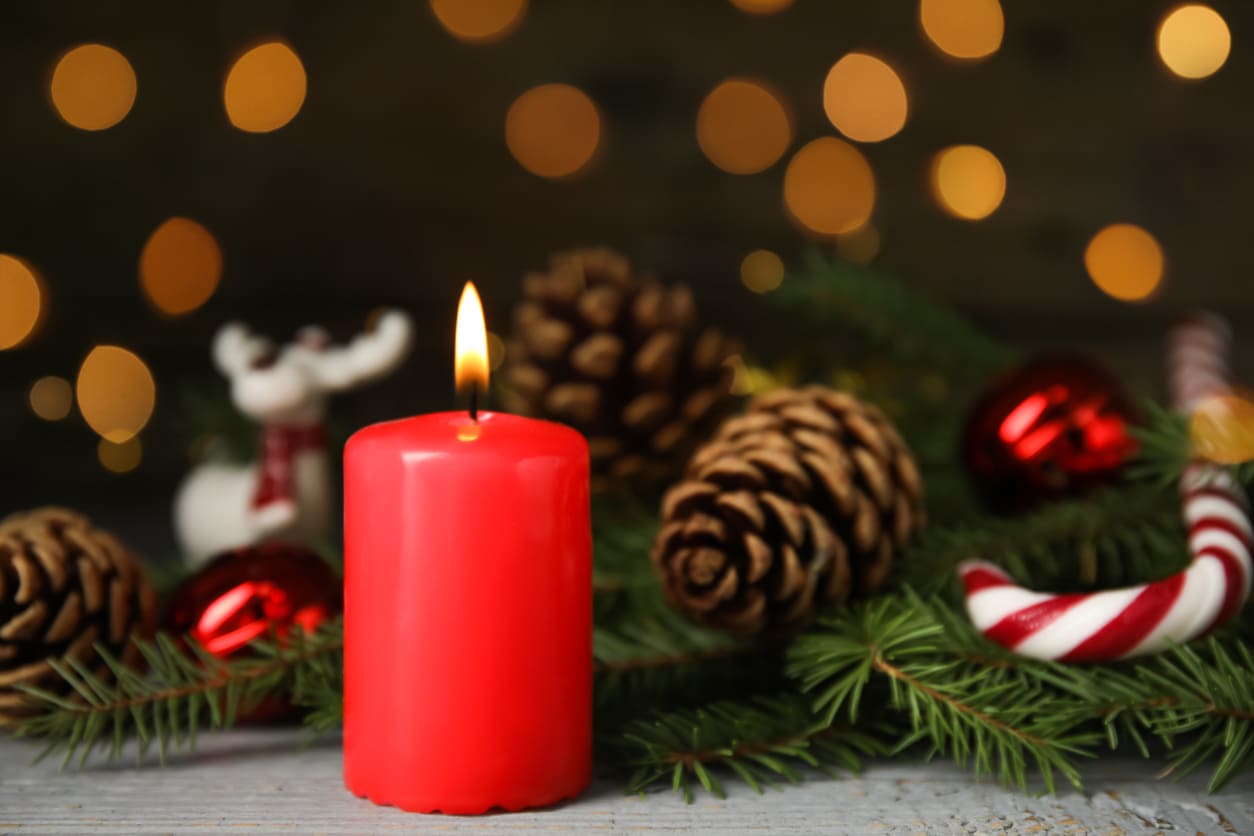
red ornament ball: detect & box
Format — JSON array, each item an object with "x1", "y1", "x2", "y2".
[
  {"x1": 166, "y1": 542, "x2": 341, "y2": 658},
  {"x1": 963, "y1": 356, "x2": 1138, "y2": 508}
]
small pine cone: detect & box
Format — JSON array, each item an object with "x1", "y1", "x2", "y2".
[
  {"x1": 0, "y1": 508, "x2": 157, "y2": 723},
  {"x1": 503, "y1": 247, "x2": 739, "y2": 493},
  {"x1": 652, "y1": 386, "x2": 926, "y2": 635}
]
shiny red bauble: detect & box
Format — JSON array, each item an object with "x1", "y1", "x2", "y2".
[
  {"x1": 963, "y1": 356, "x2": 1138, "y2": 509},
  {"x1": 166, "y1": 542, "x2": 341, "y2": 659}
]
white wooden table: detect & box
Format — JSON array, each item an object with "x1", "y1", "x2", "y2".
[{"x1": 1, "y1": 730, "x2": 1251, "y2": 834}]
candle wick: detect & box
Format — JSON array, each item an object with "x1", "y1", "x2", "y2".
[{"x1": 469, "y1": 384, "x2": 479, "y2": 424}]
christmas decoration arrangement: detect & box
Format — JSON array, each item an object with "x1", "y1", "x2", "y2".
[
  {"x1": 961, "y1": 315, "x2": 1252, "y2": 662},
  {"x1": 7, "y1": 253, "x2": 1254, "y2": 808}
]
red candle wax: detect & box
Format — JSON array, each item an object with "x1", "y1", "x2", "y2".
[{"x1": 343, "y1": 410, "x2": 591, "y2": 814}]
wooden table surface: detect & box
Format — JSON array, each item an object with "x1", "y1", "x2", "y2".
[{"x1": 1, "y1": 729, "x2": 1251, "y2": 834}]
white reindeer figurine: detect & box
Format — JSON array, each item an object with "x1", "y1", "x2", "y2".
[{"x1": 174, "y1": 310, "x2": 413, "y2": 563}]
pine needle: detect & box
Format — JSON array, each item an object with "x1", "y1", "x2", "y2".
[
  {"x1": 614, "y1": 692, "x2": 887, "y2": 800},
  {"x1": 772, "y1": 251, "x2": 1019, "y2": 379},
  {"x1": 13, "y1": 618, "x2": 344, "y2": 768},
  {"x1": 787, "y1": 594, "x2": 1100, "y2": 793}
]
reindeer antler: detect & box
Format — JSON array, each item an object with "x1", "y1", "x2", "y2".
[
  {"x1": 293, "y1": 309, "x2": 414, "y2": 392},
  {"x1": 213, "y1": 322, "x2": 274, "y2": 377}
]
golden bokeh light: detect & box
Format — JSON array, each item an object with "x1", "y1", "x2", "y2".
[
  {"x1": 98, "y1": 436, "x2": 143, "y2": 474},
  {"x1": 140, "y1": 217, "x2": 223, "y2": 316},
  {"x1": 822, "y1": 53, "x2": 908, "y2": 143},
  {"x1": 0, "y1": 254, "x2": 43, "y2": 350},
  {"x1": 49, "y1": 44, "x2": 137, "y2": 131},
  {"x1": 1157, "y1": 4, "x2": 1231, "y2": 79},
  {"x1": 223, "y1": 42, "x2": 307, "y2": 133},
  {"x1": 487, "y1": 331, "x2": 507, "y2": 371},
  {"x1": 1084, "y1": 224, "x2": 1165, "y2": 302},
  {"x1": 1191, "y1": 391, "x2": 1254, "y2": 465},
  {"x1": 725, "y1": 354, "x2": 781, "y2": 396},
  {"x1": 836, "y1": 224, "x2": 881, "y2": 264},
  {"x1": 29, "y1": 376, "x2": 73, "y2": 421},
  {"x1": 728, "y1": 0, "x2": 793, "y2": 14},
  {"x1": 697, "y1": 78, "x2": 792, "y2": 175},
  {"x1": 783, "y1": 137, "x2": 876, "y2": 236},
  {"x1": 930, "y1": 145, "x2": 1006, "y2": 220},
  {"x1": 919, "y1": 0, "x2": 1004, "y2": 60},
  {"x1": 430, "y1": 0, "x2": 527, "y2": 43},
  {"x1": 740, "y1": 249, "x2": 785, "y2": 294},
  {"x1": 76, "y1": 346, "x2": 156, "y2": 443},
  {"x1": 505, "y1": 84, "x2": 601, "y2": 179}
]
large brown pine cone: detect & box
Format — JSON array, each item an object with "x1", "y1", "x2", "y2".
[
  {"x1": 503, "y1": 248, "x2": 739, "y2": 493},
  {"x1": 652, "y1": 386, "x2": 926, "y2": 635},
  {"x1": 0, "y1": 508, "x2": 157, "y2": 722}
]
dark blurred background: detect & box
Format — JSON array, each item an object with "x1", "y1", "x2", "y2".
[{"x1": 1, "y1": 0, "x2": 1251, "y2": 554}]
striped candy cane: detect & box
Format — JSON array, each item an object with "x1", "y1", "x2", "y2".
[{"x1": 958, "y1": 315, "x2": 1252, "y2": 662}]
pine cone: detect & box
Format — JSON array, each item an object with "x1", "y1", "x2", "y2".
[
  {"x1": 0, "y1": 508, "x2": 157, "y2": 722},
  {"x1": 503, "y1": 248, "x2": 739, "y2": 493},
  {"x1": 652, "y1": 386, "x2": 925, "y2": 635}
]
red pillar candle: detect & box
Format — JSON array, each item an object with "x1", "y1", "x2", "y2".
[{"x1": 342, "y1": 284, "x2": 591, "y2": 814}]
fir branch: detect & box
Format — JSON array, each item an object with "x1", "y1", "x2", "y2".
[
  {"x1": 773, "y1": 251, "x2": 1019, "y2": 378},
  {"x1": 590, "y1": 496, "x2": 778, "y2": 720},
  {"x1": 1128, "y1": 399, "x2": 1254, "y2": 488},
  {"x1": 1050, "y1": 638, "x2": 1254, "y2": 792},
  {"x1": 591, "y1": 496, "x2": 661, "y2": 603},
  {"x1": 896, "y1": 483, "x2": 1186, "y2": 597},
  {"x1": 593, "y1": 591, "x2": 771, "y2": 724},
  {"x1": 614, "y1": 693, "x2": 887, "y2": 801},
  {"x1": 787, "y1": 594, "x2": 1100, "y2": 792},
  {"x1": 13, "y1": 620, "x2": 344, "y2": 768}
]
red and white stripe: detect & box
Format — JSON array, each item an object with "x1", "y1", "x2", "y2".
[{"x1": 958, "y1": 315, "x2": 1251, "y2": 662}]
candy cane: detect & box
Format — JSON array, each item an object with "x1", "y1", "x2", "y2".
[{"x1": 958, "y1": 315, "x2": 1252, "y2": 662}]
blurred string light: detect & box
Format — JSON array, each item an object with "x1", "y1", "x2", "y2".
[
  {"x1": 724, "y1": 354, "x2": 781, "y2": 396},
  {"x1": 919, "y1": 0, "x2": 1004, "y2": 60},
  {"x1": 836, "y1": 224, "x2": 881, "y2": 264},
  {"x1": 98, "y1": 436, "x2": 143, "y2": 474},
  {"x1": 140, "y1": 217, "x2": 223, "y2": 316},
  {"x1": 487, "y1": 332, "x2": 507, "y2": 371},
  {"x1": 430, "y1": 0, "x2": 527, "y2": 43},
  {"x1": 50, "y1": 44, "x2": 137, "y2": 131},
  {"x1": 697, "y1": 78, "x2": 792, "y2": 174},
  {"x1": 740, "y1": 249, "x2": 785, "y2": 294},
  {"x1": 0, "y1": 254, "x2": 43, "y2": 350},
  {"x1": 29, "y1": 376, "x2": 73, "y2": 421},
  {"x1": 930, "y1": 145, "x2": 1006, "y2": 220},
  {"x1": 223, "y1": 42, "x2": 307, "y2": 133},
  {"x1": 1191, "y1": 391, "x2": 1254, "y2": 465},
  {"x1": 783, "y1": 137, "x2": 876, "y2": 236},
  {"x1": 728, "y1": 0, "x2": 793, "y2": 14},
  {"x1": 76, "y1": 346, "x2": 156, "y2": 443},
  {"x1": 1084, "y1": 223, "x2": 1165, "y2": 302},
  {"x1": 822, "y1": 53, "x2": 908, "y2": 143},
  {"x1": 1157, "y1": 4, "x2": 1230, "y2": 79},
  {"x1": 506, "y1": 84, "x2": 601, "y2": 179}
]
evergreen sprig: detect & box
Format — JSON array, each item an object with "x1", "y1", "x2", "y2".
[
  {"x1": 897, "y1": 483, "x2": 1186, "y2": 597},
  {"x1": 13, "y1": 619, "x2": 343, "y2": 768},
  {"x1": 1129, "y1": 399, "x2": 1254, "y2": 488},
  {"x1": 614, "y1": 693, "x2": 887, "y2": 801},
  {"x1": 773, "y1": 252, "x2": 1019, "y2": 378},
  {"x1": 592, "y1": 536, "x2": 772, "y2": 722},
  {"x1": 1049, "y1": 637, "x2": 1254, "y2": 791},
  {"x1": 787, "y1": 594, "x2": 1100, "y2": 793}
]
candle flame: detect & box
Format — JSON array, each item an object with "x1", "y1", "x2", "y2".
[{"x1": 455, "y1": 281, "x2": 489, "y2": 395}]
